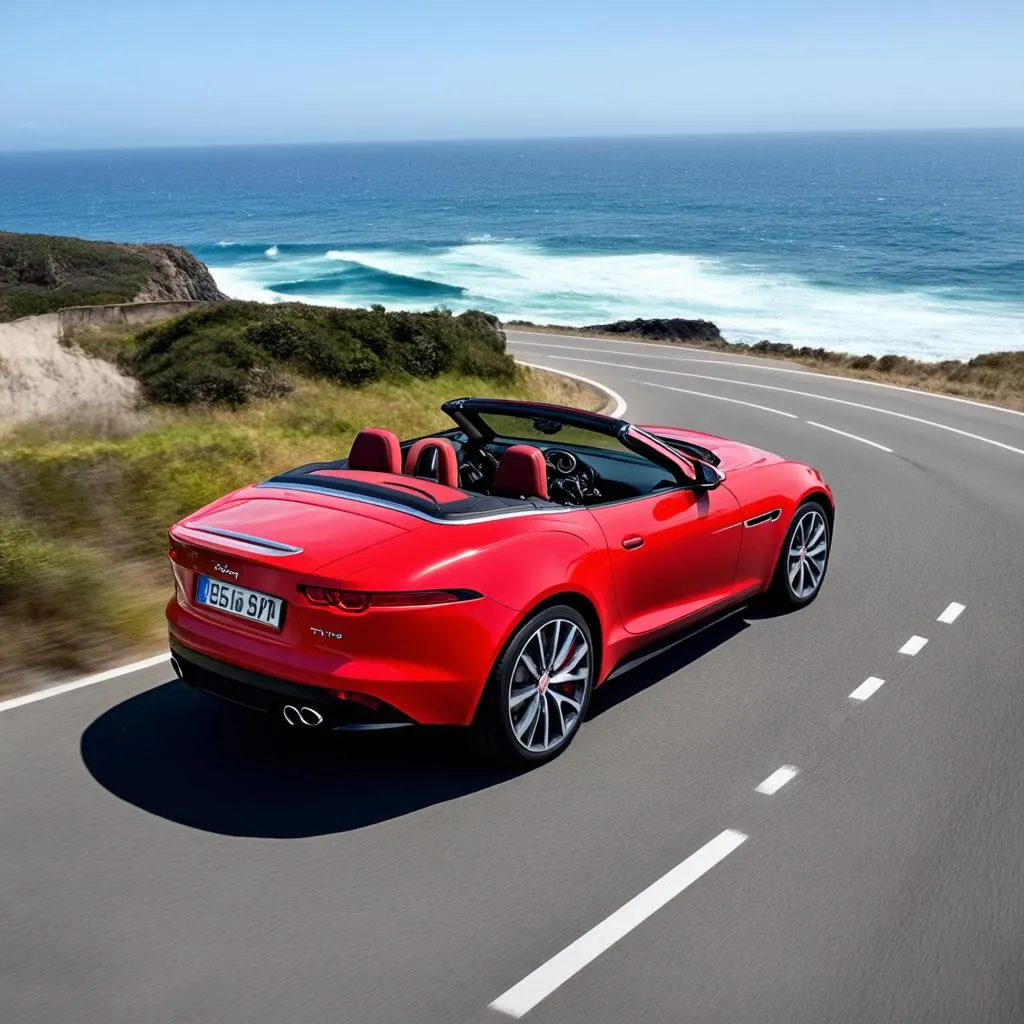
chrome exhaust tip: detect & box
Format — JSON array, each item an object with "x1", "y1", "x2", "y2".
[
  {"x1": 282, "y1": 705, "x2": 325, "y2": 727},
  {"x1": 169, "y1": 656, "x2": 183, "y2": 680}
]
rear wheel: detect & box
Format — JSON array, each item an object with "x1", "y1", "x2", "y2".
[
  {"x1": 472, "y1": 605, "x2": 594, "y2": 767},
  {"x1": 766, "y1": 502, "x2": 831, "y2": 610}
]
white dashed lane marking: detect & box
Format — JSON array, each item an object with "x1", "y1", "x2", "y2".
[
  {"x1": 899, "y1": 635, "x2": 929, "y2": 656},
  {"x1": 629, "y1": 379, "x2": 799, "y2": 418},
  {"x1": 755, "y1": 766, "x2": 800, "y2": 794},
  {"x1": 489, "y1": 830, "x2": 748, "y2": 1018},
  {"x1": 938, "y1": 602, "x2": 965, "y2": 624},
  {"x1": 849, "y1": 676, "x2": 886, "y2": 701},
  {"x1": 515, "y1": 353, "x2": 1024, "y2": 457},
  {"x1": 805, "y1": 420, "x2": 894, "y2": 453}
]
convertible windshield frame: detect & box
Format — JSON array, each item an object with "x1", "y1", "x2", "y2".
[
  {"x1": 442, "y1": 397, "x2": 699, "y2": 485},
  {"x1": 442, "y1": 397, "x2": 628, "y2": 443}
]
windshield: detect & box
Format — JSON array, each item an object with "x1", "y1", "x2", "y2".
[{"x1": 477, "y1": 412, "x2": 628, "y2": 453}]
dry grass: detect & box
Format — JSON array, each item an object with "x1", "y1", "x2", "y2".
[
  {"x1": 0, "y1": 366, "x2": 605, "y2": 697},
  {"x1": 509, "y1": 324, "x2": 1024, "y2": 412}
]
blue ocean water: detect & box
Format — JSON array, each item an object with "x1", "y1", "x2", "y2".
[{"x1": 2, "y1": 131, "x2": 1022, "y2": 359}]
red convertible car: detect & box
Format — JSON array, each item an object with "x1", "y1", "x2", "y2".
[{"x1": 167, "y1": 398, "x2": 833, "y2": 765}]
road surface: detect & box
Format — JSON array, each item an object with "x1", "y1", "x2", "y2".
[{"x1": 2, "y1": 330, "x2": 1022, "y2": 1024}]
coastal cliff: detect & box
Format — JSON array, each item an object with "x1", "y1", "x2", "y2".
[{"x1": 0, "y1": 231, "x2": 226, "y2": 321}]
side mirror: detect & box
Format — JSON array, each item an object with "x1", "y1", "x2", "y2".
[{"x1": 693, "y1": 460, "x2": 725, "y2": 489}]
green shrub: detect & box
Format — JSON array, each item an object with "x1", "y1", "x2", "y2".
[
  {"x1": 849, "y1": 355, "x2": 876, "y2": 369},
  {"x1": 125, "y1": 301, "x2": 514, "y2": 406}
]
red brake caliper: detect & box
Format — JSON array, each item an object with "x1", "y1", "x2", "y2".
[{"x1": 558, "y1": 641, "x2": 576, "y2": 694}]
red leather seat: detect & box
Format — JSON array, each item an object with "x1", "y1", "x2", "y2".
[
  {"x1": 348, "y1": 428, "x2": 401, "y2": 474},
  {"x1": 403, "y1": 438, "x2": 460, "y2": 488},
  {"x1": 492, "y1": 445, "x2": 549, "y2": 501}
]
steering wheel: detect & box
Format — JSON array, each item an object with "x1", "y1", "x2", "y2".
[{"x1": 545, "y1": 449, "x2": 600, "y2": 505}]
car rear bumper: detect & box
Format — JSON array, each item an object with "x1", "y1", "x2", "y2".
[
  {"x1": 166, "y1": 592, "x2": 516, "y2": 725},
  {"x1": 170, "y1": 641, "x2": 419, "y2": 730}
]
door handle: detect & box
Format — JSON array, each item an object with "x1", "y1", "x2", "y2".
[{"x1": 622, "y1": 535, "x2": 645, "y2": 550}]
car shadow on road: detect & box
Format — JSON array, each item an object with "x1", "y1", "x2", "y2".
[
  {"x1": 81, "y1": 608, "x2": 764, "y2": 840},
  {"x1": 588, "y1": 613, "x2": 751, "y2": 718},
  {"x1": 80, "y1": 681, "x2": 514, "y2": 839}
]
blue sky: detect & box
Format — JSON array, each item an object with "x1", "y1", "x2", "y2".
[{"x1": 1, "y1": 0, "x2": 1021, "y2": 150}]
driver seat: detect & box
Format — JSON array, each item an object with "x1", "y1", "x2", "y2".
[{"x1": 492, "y1": 445, "x2": 548, "y2": 501}]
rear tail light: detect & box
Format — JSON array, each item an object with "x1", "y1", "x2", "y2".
[{"x1": 299, "y1": 586, "x2": 478, "y2": 611}]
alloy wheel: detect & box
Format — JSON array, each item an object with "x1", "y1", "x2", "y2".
[
  {"x1": 787, "y1": 507, "x2": 829, "y2": 600},
  {"x1": 507, "y1": 618, "x2": 590, "y2": 754}
]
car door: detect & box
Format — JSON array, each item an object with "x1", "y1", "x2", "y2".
[{"x1": 590, "y1": 484, "x2": 743, "y2": 636}]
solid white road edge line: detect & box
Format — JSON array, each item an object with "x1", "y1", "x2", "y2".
[
  {"x1": 514, "y1": 359, "x2": 627, "y2": 419},
  {"x1": 849, "y1": 676, "x2": 886, "y2": 701},
  {"x1": 755, "y1": 766, "x2": 800, "y2": 795},
  {"x1": 899, "y1": 635, "x2": 929, "y2": 656},
  {"x1": 507, "y1": 335, "x2": 1024, "y2": 419},
  {"x1": 630, "y1": 379, "x2": 799, "y2": 418},
  {"x1": 938, "y1": 601, "x2": 965, "y2": 624},
  {"x1": 509, "y1": 354, "x2": 1024, "y2": 457},
  {"x1": 488, "y1": 829, "x2": 748, "y2": 1018},
  {"x1": 805, "y1": 420, "x2": 894, "y2": 453},
  {"x1": 0, "y1": 652, "x2": 171, "y2": 714}
]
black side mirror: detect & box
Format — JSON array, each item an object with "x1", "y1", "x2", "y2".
[{"x1": 693, "y1": 460, "x2": 725, "y2": 489}]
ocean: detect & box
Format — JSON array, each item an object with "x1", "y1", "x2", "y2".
[{"x1": 1, "y1": 131, "x2": 1022, "y2": 360}]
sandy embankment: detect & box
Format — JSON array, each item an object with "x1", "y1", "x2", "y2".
[{"x1": 0, "y1": 314, "x2": 138, "y2": 429}]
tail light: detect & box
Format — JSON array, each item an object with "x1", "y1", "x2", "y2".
[{"x1": 299, "y1": 586, "x2": 479, "y2": 611}]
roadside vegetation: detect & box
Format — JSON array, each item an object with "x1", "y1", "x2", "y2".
[
  {"x1": 509, "y1": 320, "x2": 1024, "y2": 412},
  {"x1": 0, "y1": 304, "x2": 602, "y2": 695}
]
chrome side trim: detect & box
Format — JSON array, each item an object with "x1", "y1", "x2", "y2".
[
  {"x1": 331, "y1": 722, "x2": 416, "y2": 732},
  {"x1": 255, "y1": 481, "x2": 581, "y2": 524},
  {"x1": 191, "y1": 525, "x2": 305, "y2": 554},
  {"x1": 743, "y1": 508, "x2": 782, "y2": 528}
]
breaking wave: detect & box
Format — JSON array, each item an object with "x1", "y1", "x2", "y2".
[{"x1": 205, "y1": 240, "x2": 1024, "y2": 361}]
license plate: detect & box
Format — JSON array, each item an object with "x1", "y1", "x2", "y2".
[{"x1": 196, "y1": 575, "x2": 284, "y2": 629}]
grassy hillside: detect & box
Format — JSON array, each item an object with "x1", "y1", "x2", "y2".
[
  {"x1": 0, "y1": 231, "x2": 224, "y2": 321},
  {"x1": 0, "y1": 299, "x2": 601, "y2": 693}
]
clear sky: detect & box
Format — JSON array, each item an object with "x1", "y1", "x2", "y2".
[{"x1": 1, "y1": 0, "x2": 1021, "y2": 151}]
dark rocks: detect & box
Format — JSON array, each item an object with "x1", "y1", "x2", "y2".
[{"x1": 582, "y1": 317, "x2": 724, "y2": 344}]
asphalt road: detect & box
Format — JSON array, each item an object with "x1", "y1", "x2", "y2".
[{"x1": 2, "y1": 330, "x2": 1022, "y2": 1024}]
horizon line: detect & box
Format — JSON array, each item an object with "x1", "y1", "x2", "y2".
[{"x1": 2, "y1": 124, "x2": 1023, "y2": 157}]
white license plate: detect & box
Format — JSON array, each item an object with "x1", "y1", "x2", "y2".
[{"x1": 196, "y1": 575, "x2": 284, "y2": 629}]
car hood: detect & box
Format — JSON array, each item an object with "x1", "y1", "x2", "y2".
[{"x1": 643, "y1": 425, "x2": 783, "y2": 474}]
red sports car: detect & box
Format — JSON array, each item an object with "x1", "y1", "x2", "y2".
[{"x1": 167, "y1": 398, "x2": 834, "y2": 765}]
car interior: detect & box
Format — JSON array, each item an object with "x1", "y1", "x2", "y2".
[{"x1": 342, "y1": 425, "x2": 681, "y2": 507}]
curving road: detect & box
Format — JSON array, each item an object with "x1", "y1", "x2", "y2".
[{"x1": 2, "y1": 329, "x2": 1023, "y2": 1024}]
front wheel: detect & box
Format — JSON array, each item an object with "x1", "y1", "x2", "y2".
[
  {"x1": 472, "y1": 605, "x2": 594, "y2": 767},
  {"x1": 765, "y1": 502, "x2": 831, "y2": 610}
]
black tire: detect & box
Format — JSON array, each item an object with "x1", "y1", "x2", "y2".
[
  {"x1": 472, "y1": 604, "x2": 595, "y2": 768},
  {"x1": 765, "y1": 501, "x2": 832, "y2": 611}
]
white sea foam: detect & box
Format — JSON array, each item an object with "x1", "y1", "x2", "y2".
[
  {"x1": 265, "y1": 245, "x2": 279, "y2": 258},
  {"x1": 208, "y1": 266, "x2": 287, "y2": 304},
  {"x1": 209, "y1": 242, "x2": 1024, "y2": 361}
]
